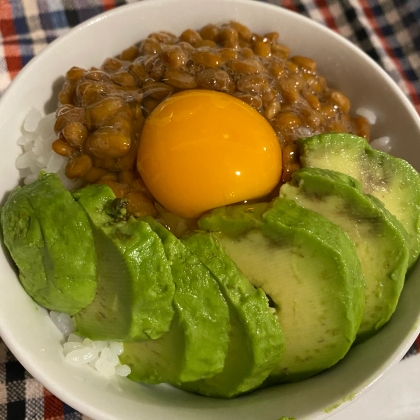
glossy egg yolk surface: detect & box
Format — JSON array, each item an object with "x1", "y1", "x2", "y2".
[{"x1": 137, "y1": 90, "x2": 282, "y2": 218}]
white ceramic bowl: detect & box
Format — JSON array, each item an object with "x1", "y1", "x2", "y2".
[{"x1": 1, "y1": 1, "x2": 420, "y2": 419}]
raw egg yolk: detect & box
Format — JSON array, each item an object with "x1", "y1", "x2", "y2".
[{"x1": 137, "y1": 90, "x2": 282, "y2": 218}]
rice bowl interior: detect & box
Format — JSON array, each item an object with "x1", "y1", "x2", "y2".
[{"x1": 1, "y1": 1, "x2": 420, "y2": 419}]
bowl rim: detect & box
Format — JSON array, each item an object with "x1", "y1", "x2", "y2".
[{"x1": 1, "y1": 1, "x2": 420, "y2": 419}]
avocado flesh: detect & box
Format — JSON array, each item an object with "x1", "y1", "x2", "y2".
[
  {"x1": 199, "y1": 198, "x2": 365, "y2": 383},
  {"x1": 120, "y1": 217, "x2": 230, "y2": 384},
  {"x1": 298, "y1": 133, "x2": 420, "y2": 267},
  {"x1": 280, "y1": 168, "x2": 409, "y2": 341},
  {"x1": 0, "y1": 173, "x2": 96, "y2": 315},
  {"x1": 180, "y1": 232, "x2": 284, "y2": 398},
  {"x1": 1, "y1": 187, "x2": 46, "y2": 302},
  {"x1": 72, "y1": 184, "x2": 174, "y2": 342}
]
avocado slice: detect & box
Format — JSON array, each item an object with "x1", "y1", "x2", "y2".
[
  {"x1": 72, "y1": 184, "x2": 174, "y2": 342},
  {"x1": 280, "y1": 168, "x2": 409, "y2": 341},
  {"x1": 199, "y1": 198, "x2": 365, "y2": 383},
  {"x1": 0, "y1": 173, "x2": 96, "y2": 315},
  {"x1": 180, "y1": 231, "x2": 285, "y2": 398},
  {"x1": 120, "y1": 217, "x2": 230, "y2": 384},
  {"x1": 298, "y1": 133, "x2": 420, "y2": 267},
  {"x1": 1, "y1": 187, "x2": 47, "y2": 306}
]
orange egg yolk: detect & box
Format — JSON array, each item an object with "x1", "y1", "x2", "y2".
[{"x1": 137, "y1": 90, "x2": 282, "y2": 218}]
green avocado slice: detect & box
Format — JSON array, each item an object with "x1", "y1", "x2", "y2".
[
  {"x1": 1, "y1": 187, "x2": 46, "y2": 303},
  {"x1": 280, "y1": 168, "x2": 409, "y2": 341},
  {"x1": 121, "y1": 217, "x2": 230, "y2": 384},
  {"x1": 1, "y1": 173, "x2": 97, "y2": 315},
  {"x1": 180, "y1": 232, "x2": 284, "y2": 398},
  {"x1": 199, "y1": 198, "x2": 365, "y2": 383},
  {"x1": 72, "y1": 184, "x2": 174, "y2": 342},
  {"x1": 298, "y1": 133, "x2": 420, "y2": 268}
]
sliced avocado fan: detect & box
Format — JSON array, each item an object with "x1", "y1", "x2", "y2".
[
  {"x1": 298, "y1": 133, "x2": 420, "y2": 268},
  {"x1": 180, "y1": 232, "x2": 284, "y2": 398},
  {"x1": 0, "y1": 173, "x2": 96, "y2": 315},
  {"x1": 199, "y1": 198, "x2": 365, "y2": 384},
  {"x1": 72, "y1": 184, "x2": 174, "y2": 342},
  {"x1": 280, "y1": 168, "x2": 409, "y2": 341},
  {"x1": 120, "y1": 217, "x2": 230, "y2": 384}
]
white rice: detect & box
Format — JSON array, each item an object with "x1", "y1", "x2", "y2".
[
  {"x1": 16, "y1": 111, "x2": 81, "y2": 190},
  {"x1": 356, "y1": 107, "x2": 377, "y2": 125},
  {"x1": 50, "y1": 311, "x2": 75, "y2": 337},
  {"x1": 369, "y1": 136, "x2": 392, "y2": 153},
  {"x1": 49, "y1": 311, "x2": 131, "y2": 384}
]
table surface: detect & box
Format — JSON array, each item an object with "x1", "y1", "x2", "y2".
[{"x1": 0, "y1": 0, "x2": 419, "y2": 419}]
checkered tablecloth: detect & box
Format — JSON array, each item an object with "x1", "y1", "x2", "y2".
[{"x1": 0, "y1": 0, "x2": 419, "y2": 419}]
